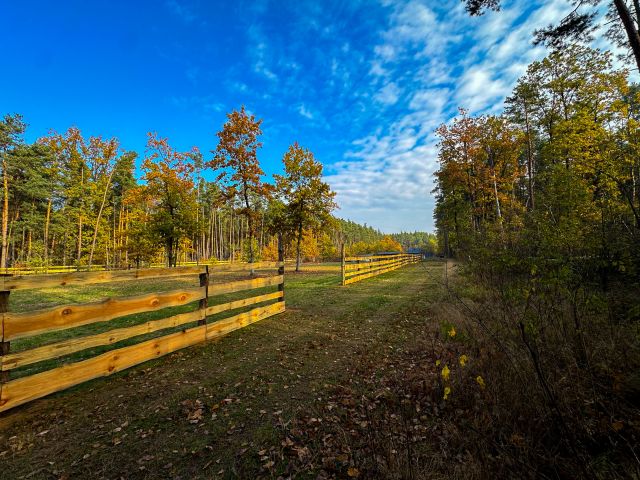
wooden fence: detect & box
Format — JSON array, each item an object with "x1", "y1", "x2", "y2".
[
  {"x1": 1, "y1": 260, "x2": 290, "y2": 276},
  {"x1": 341, "y1": 252, "x2": 421, "y2": 285},
  {"x1": 0, "y1": 260, "x2": 286, "y2": 413}
]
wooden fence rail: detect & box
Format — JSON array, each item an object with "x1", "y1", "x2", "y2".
[
  {"x1": 341, "y1": 252, "x2": 421, "y2": 285},
  {"x1": 0, "y1": 247, "x2": 286, "y2": 413},
  {"x1": 1, "y1": 260, "x2": 290, "y2": 276}
]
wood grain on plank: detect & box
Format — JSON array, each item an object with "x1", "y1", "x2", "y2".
[
  {"x1": 205, "y1": 291, "x2": 283, "y2": 316},
  {"x1": 206, "y1": 301, "x2": 285, "y2": 339},
  {"x1": 208, "y1": 275, "x2": 283, "y2": 296},
  {"x1": 4, "y1": 287, "x2": 206, "y2": 341},
  {"x1": 209, "y1": 261, "x2": 283, "y2": 271},
  {"x1": 1, "y1": 266, "x2": 206, "y2": 292},
  {"x1": 1, "y1": 309, "x2": 205, "y2": 371}
]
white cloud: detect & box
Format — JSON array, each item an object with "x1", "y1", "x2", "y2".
[
  {"x1": 322, "y1": 0, "x2": 625, "y2": 232},
  {"x1": 298, "y1": 104, "x2": 314, "y2": 119},
  {"x1": 230, "y1": 0, "x2": 628, "y2": 232},
  {"x1": 375, "y1": 81, "x2": 401, "y2": 105},
  {"x1": 455, "y1": 66, "x2": 510, "y2": 112},
  {"x1": 408, "y1": 88, "x2": 449, "y2": 112}
]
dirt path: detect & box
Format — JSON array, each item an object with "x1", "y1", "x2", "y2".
[{"x1": 0, "y1": 262, "x2": 445, "y2": 479}]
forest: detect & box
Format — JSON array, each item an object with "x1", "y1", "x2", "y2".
[
  {"x1": 433, "y1": 43, "x2": 640, "y2": 477},
  {"x1": 0, "y1": 108, "x2": 434, "y2": 272}
]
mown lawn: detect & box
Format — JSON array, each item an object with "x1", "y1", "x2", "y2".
[{"x1": 0, "y1": 261, "x2": 445, "y2": 479}]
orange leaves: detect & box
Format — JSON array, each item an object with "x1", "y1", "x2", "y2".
[
  {"x1": 209, "y1": 106, "x2": 268, "y2": 197},
  {"x1": 143, "y1": 132, "x2": 195, "y2": 184},
  {"x1": 140, "y1": 133, "x2": 197, "y2": 207},
  {"x1": 435, "y1": 111, "x2": 525, "y2": 236}
]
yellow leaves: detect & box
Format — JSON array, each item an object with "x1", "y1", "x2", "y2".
[
  {"x1": 459, "y1": 355, "x2": 468, "y2": 367},
  {"x1": 435, "y1": 359, "x2": 441, "y2": 366},
  {"x1": 347, "y1": 466, "x2": 360, "y2": 477},
  {"x1": 443, "y1": 386, "x2": 451, "y2": 400},
  {"x1": 441, "y1": 365, "x2": 450, "y2": 382},
  {"x1": 476, "y1": 376, "x2": 485, "y2": 389},
  {"x1": 448, "y1": 326, "x2": 456, "y2": 338}
]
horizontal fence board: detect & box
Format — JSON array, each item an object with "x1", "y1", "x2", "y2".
[
  {"x1": 4, "y1": 287, "x2": 206, "y2": 341},
  {"x1": 0, "y1": 325, "x2": 207, "y2": 412},
  {"x1": 207, "y1": 261, "x2": 283, "y2": 271},
  {"x1": 206, "y1": 301, "x2": 285, "y2": 339},
  {"x1": 343, "y1": 255, "x2": 419, "y2": 285},
  {"x1": 345, "y1": 254, "x2": 403, "y2": 262},
  {"x1": 344, "y1": 265, "x2": 403, "y2": 285},
  {"x1": 208, "y1": 275, "x2": 283, "y2": 296},
  {"x1": 149, "y1": 261, "x2": 283, "y2": 269},
  {"x1": 205, "y1": 291, "x2": 283, "y2": 316},
  {"x1": 1, "y1": 266, "x2": 206, "y2": 291},
  {"x1": 345, "y1": 263, "x2": 404, "y2": 280},
  {"x1": 344, "y1": 258, "x2": 404, "y2": 272},
  {"x1": 1, "y1": 309, "x2": 205, "y2": 371},
  {"x1": 1, "y1": 262, "x2": 285, "y2": 277},
  {"x1": 0, "y1": 302, "x2": 285, "y2": 412},
  {"x1": 345, "y1": 256, "x2": 408, "y2": 270}
]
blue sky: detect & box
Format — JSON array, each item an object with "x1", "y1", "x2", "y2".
[{"x1": 0, "y1": 0, "x2": 621, "y2": 232}]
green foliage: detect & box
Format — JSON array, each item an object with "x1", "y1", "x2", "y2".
[
  {"x1": 274, "y1": 142, "x2": 337, "y2": 270},
  {"x1": 434, "y1": 44, "x2": 640, "y2": 477}
]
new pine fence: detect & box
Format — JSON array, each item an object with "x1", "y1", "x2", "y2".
[
  {"x1": 1, "y1": 260, "x2": 288, "y2": 276},
  {"x1": 341, "y1": 251, "x2": 421, "y2": 285},
  {"x1": 0, "y1": 261, "x2": 285, "y2": 413}
]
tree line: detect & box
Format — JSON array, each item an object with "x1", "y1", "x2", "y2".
[
  {"x1": 433, "y1": 42, "x2": 640, "y2": 475},
  {"x1": 0, "y1": 107, "x2": 432, "y2": 272},
  {"x1": 434, "y1": 45, "x2": 639, "y2": 280}
]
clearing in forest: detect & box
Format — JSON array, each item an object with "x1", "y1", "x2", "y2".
[{"x1": 0, "y1": 262, "x2": 446, "y2": 479}]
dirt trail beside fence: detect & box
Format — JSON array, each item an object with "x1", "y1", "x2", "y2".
[{"x1": 0, "y1": 262, "x2": 445, "y2": 479}]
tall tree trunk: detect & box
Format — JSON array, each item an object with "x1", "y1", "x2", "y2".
[
  {"x1": 44, "y1": 198, "x2": 52, "y2": 267},
  {"x1": 124, "y1": 208, "x2": 129, "y2": 267},
  {"x1": 614, "y1": 0, "x2": 640, "y2": 72},
  {"x1": 20, "y1": 227, "x2": 25, "y2": 263},
  {"x1": 27, "y1": 228, "x2": 32, "y2": 262},
  {"x1": 167, "y1": 237, "x2": 173, "y2": 268},
  {"x1": 1, "y1": 159, "x2": 9, "y2": 269},
  {"x1": 9, "y1": 215, "x2": 16, "y2": 266},
  {"x1": 296, "y1": 221, "x2": 303, "y2": 272},
  {"x1": 77, "y1": 168, "x2": 85, "y2": 269},
  {"x1": 243, "y1": 186, "x2": 255, "y2": 276},
  {"x1": 523, "y1": 101, "x2": 535, "y2": 210},
  {"x1": 62, "y1": 218, "x2": 68, "y2": 266},
  {"x1": 88, "y1": 170, "x2": 115, "y2": 267},
  {"x1": 77, "y1": 213, "x2": 83, "y2": 270}
]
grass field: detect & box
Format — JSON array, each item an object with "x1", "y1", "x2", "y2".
[{"x1": 0, "y1": 261, "x2": 447, "y2": 479}]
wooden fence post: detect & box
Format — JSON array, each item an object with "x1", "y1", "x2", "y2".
[
  {"x1": 198, "y1": 266, "x2": 209, "y2": 326},
  {"x1": 0, "y1": 290, "x2": 10, "y2": 383},
  {"x1": 341, "y1": 243, "x2": 345, "y2": 286},
  {"x1": 277, "y1": 233, "x2": 285, "y2": 302}
]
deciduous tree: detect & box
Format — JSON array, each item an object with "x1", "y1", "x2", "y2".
[
  {"x1": 210, "y1": 106, "x2": 272, "y2": 274},
  {"x1": 141, "y1": 133, "x2": 197, "y2": 267},
  {"x1": 274, "y1": 142, "x2": 337, "y2": 271}
]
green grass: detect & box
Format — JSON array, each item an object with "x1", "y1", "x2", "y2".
[{"x1": 0, "y1": 261, "x2": 445, "y2": 479}]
